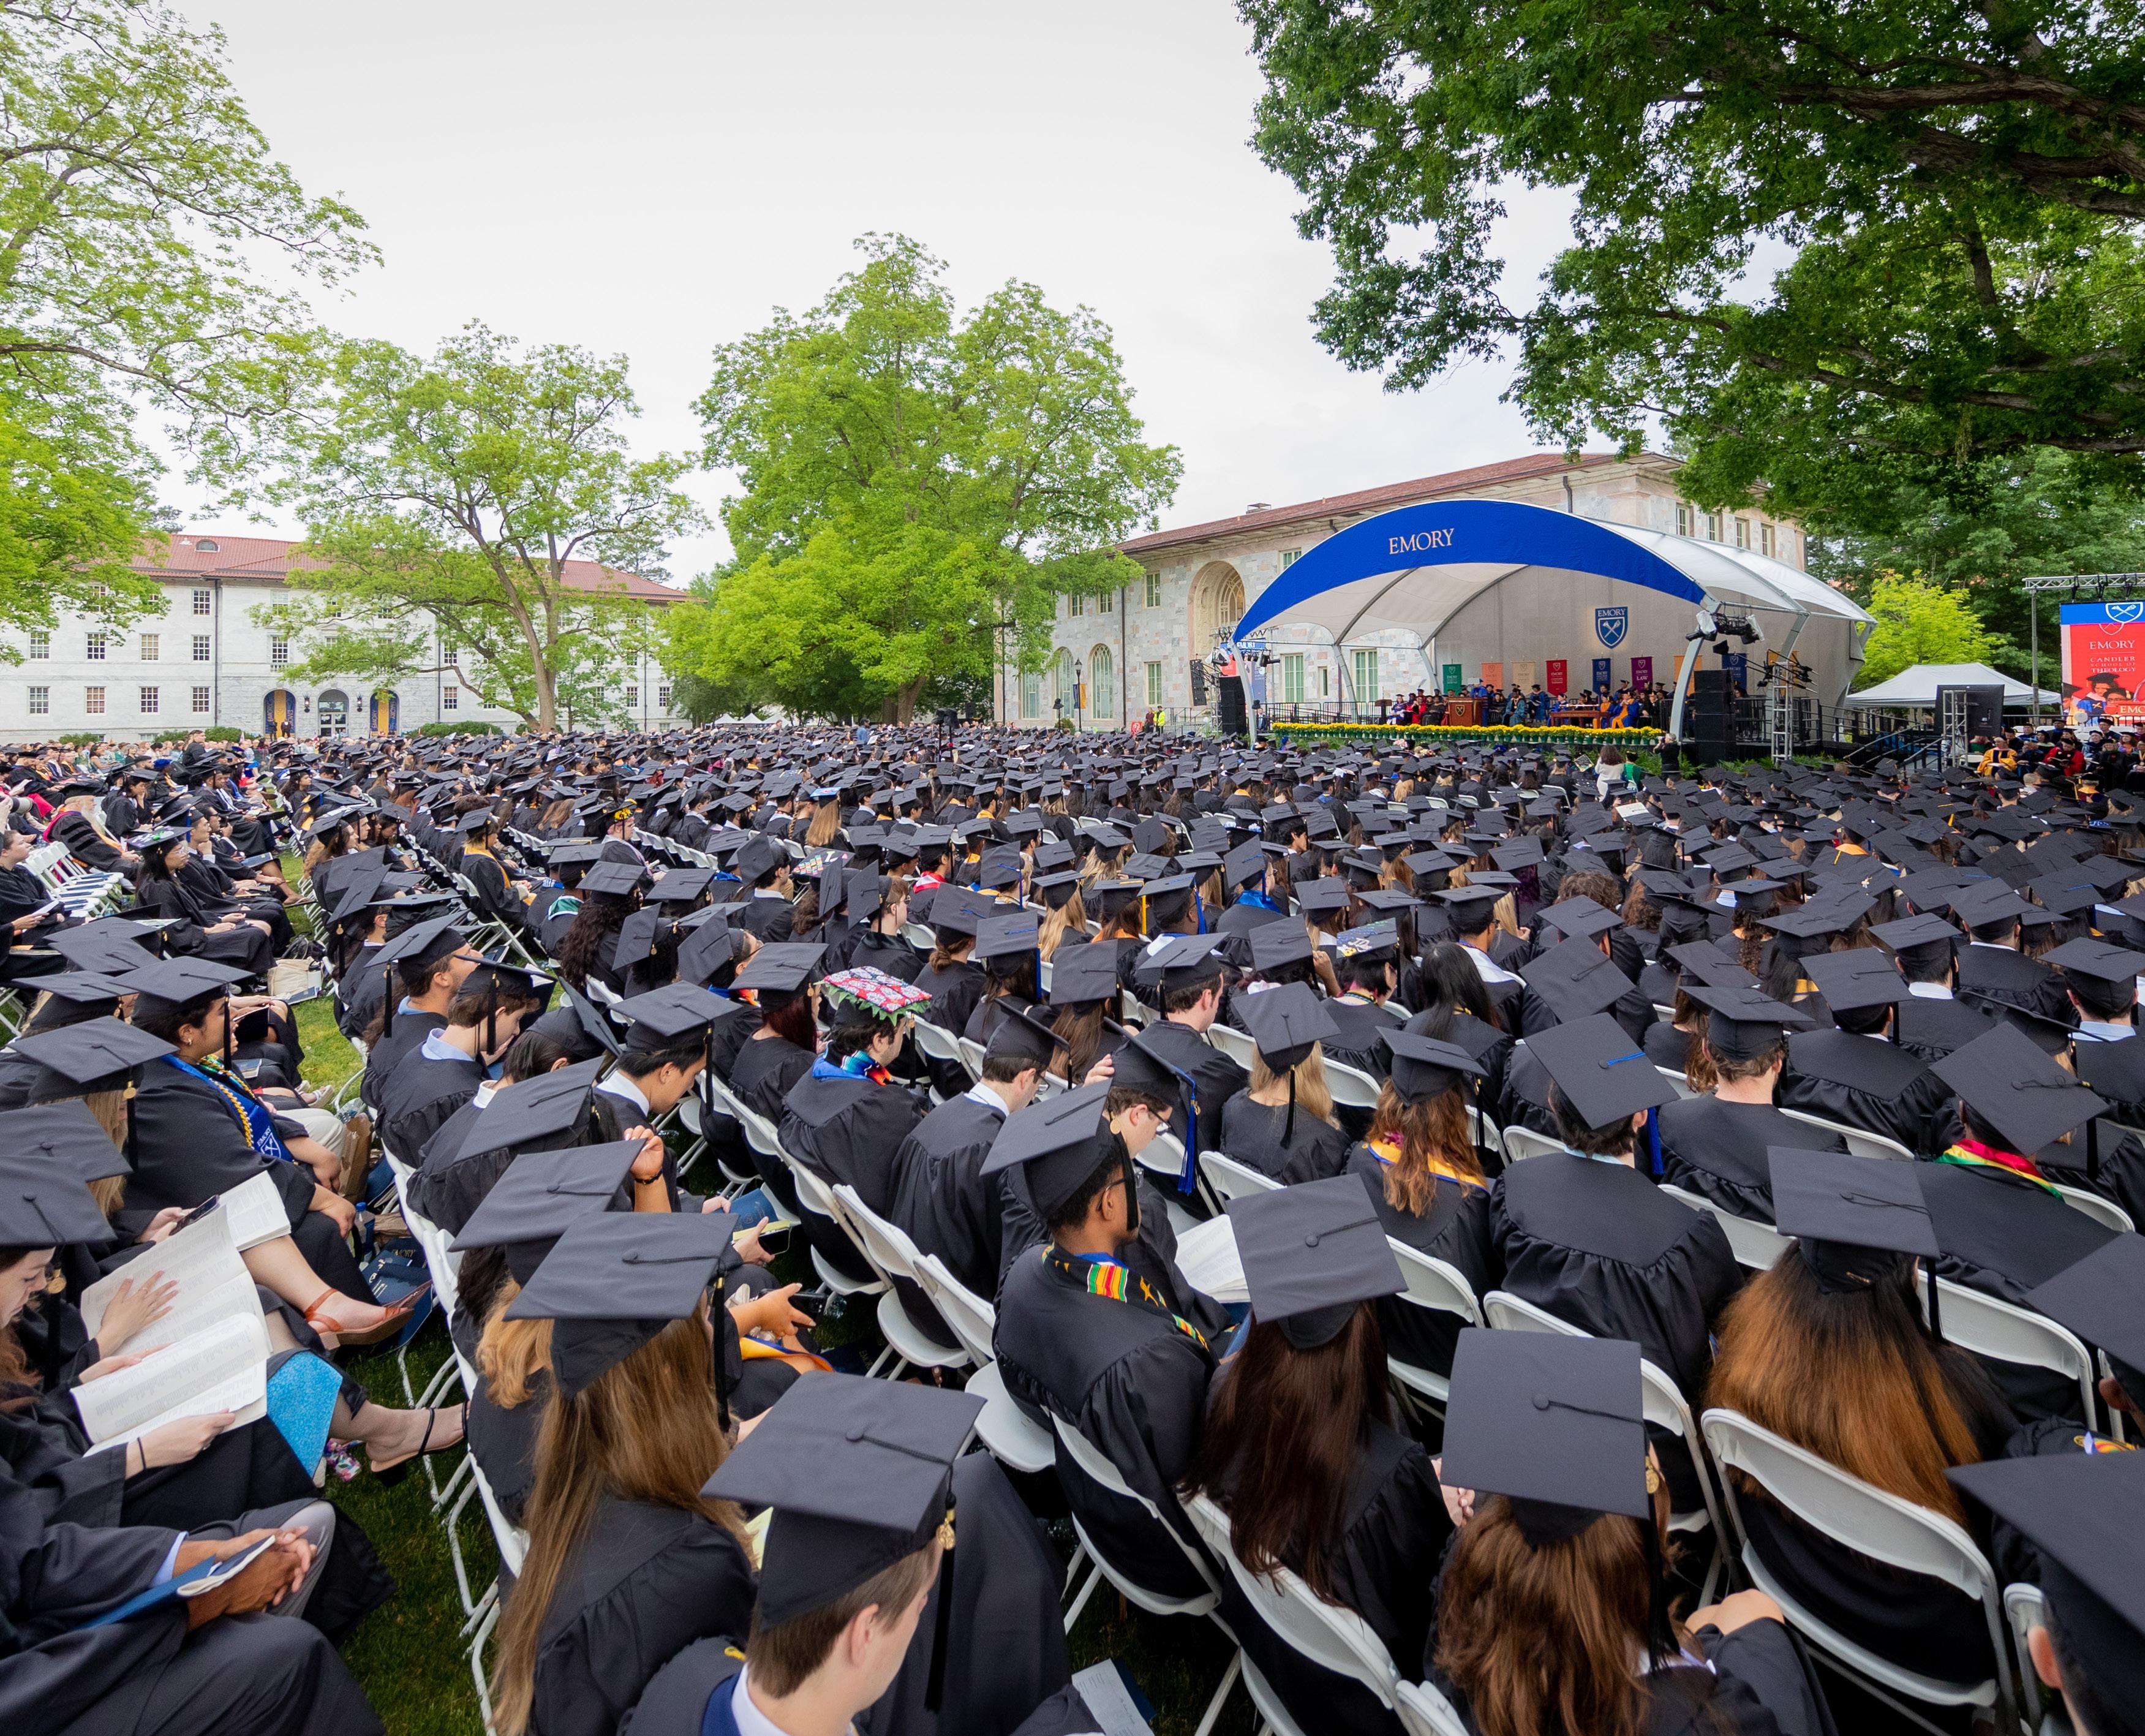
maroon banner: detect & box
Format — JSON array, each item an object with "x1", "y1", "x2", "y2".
[
  {"x1": 1629, "y1": 655, "x2": 1653, "y2": 689},
  {"x1": 1546, "y1": 660, "x2": 1567, "y2": 695}
]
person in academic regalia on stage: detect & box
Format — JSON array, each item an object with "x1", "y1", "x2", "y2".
[
  {"x1": 1656, "y1": 986, "x2": 1840, "y2": 1222},
  {"x1": 1430, "y1": 1331, "x2": 1835, "y2": 1736},
  {"x1": 488, "y1": 1215, "x2": 760, "y2": 1736},
  {"x1": 989, "y1": 1080, "x2": 1227, "y2": 1602},
  {"x1": 1776, "y1": 949, "x2": 1956, "y2": 1155},
  {"x1": 1347, "y1": 1029, "x2": 1497, "y2": 1383},
  {"x1": 375, "y1": 958, "x2": 551, "y2": 1163},
  {"x1": 1218, "y1": 984, "x2": 1352, "y2": 1185},
  {"x1": 1708, "y1": 1150, "x2": 2019, "y2": 1688},
  {"x1": 1490, "y1": 1014, "x2": 1742, "y2": 1509},
  {"x1": 1188, "y1": 1180, "x2": 1449, "y2": 1736}
]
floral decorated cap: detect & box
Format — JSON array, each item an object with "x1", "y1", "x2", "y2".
[{"x1": 821, "y1": 966, "x2": 932, "y2": 1022}]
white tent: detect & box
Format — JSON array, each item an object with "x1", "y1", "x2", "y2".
[{"x1": 1847, "y1": 663, "x2": 2056, "y2": 708}]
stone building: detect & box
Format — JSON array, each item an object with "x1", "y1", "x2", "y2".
[
  {"x1": 3, "y1": 532, "x2": 685, "y2": 742},
  {"x1": 998, "y1": 451, "x2": 1809, "y2": 728}
]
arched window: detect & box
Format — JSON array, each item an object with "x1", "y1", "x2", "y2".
[
  {"x1": 1088, "y1": 646, "x2": 1115, "y2": 716},
  {"x1": 1052, "y1": 651, "x2": 1074, "y2": 715},
  {"x1": 1020, "y1": 670, "x2": 1041, "y2": 720}
]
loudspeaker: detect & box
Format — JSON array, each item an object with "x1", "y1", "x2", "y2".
[
  {"x1": 1216, "y1": 675, "x2": 1247, "y2": 738},
  {"x1": 1189, "y1": 661, "x2": 1209, "y2": 706},
  {"x1": 1936, "y1": 685, "x2": 2004, "y2": 739},
  {"x1": 1690, "y1": 669, "x2": 1730, "y2": 698}
]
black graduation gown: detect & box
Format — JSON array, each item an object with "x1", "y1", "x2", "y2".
[
  {"x1": 778, "y1": 1068, "x2": 931, "y2": 1217},
  {"x1": 402, "y1": 1094, "x2": 499, "y2": 1234},
  {"x1": 1348, "y1": 1148, "x2": 1498, "y2": 1380},
  {"x1": 707, "y1": 1003, "x2": 763, "y2": 1078},
  {"x1": 885, "y1": 1092, "x2": 1010, "y2": 1300},
  {"x1": 1643, "y1": 1021, "x2": 1695, "y2": 1074},
  {"x1": 737, "y1": 892, "x2": 795, "y2": 945},
  {"x1": 1892, "y1": 992, "x2": 1998, "y2": 1063},
  {"x1": 1208, "y1": 1419, "x2": 1447, "y2": 1736},
  {"x1": 460, "y1": 851, "x2": 525, "y2": 932},
  {"x1": 48, "y1": 811, "x2": 123, "y2": 872},
  {"x1": 361, "y1": 1006, "x2": 447, "y2": 1109},
  {"x1": 1321, "y1": 996, "x2": 1398, "y2": 1079},
  {"x1": 845, "y1": 927, "x2": 925, "y2": 983},
  {"x1": 1921, "y1": 1157, "x2": 2119, "y2": 1422},
  {"x1": 2035, "y1": 1118, "x2": 2145, "y2": 1228},
  {"x1": 376, "y1": 1041, "x2": 484, "y2": 1166},
  {"x1": 529, "y1": 1496, "x2": 756, "y2": 1736},
  {"x1": 1401, "y1": 1010, "x2": 1513, "y2": 1135},
  {"x1": 134, "y1": 877, "x2": 273, "y2": 975},
  {"x1": 913, "y1": 959, "x2": 986, "y2": 1041},
  {"x1": 334, "y1": 943, "x2": 387, "y2": 1042},
  {"x1": 993, "y1": 1243, "x2": 1220, "y2": 1600},
  {"x1": 1656, "y1": 1098, "x2": 1845, "y2": 1223},
  {"x1": 466, "y1": 1370, "x2": 546, "y2": 1530},
  {"x1": 1128, "y1": 1019, "x2": 1248, "y2": 1157},
  {"x1": 1219, "y1": 1095, "x2": 1352, "y2": 1184},
  {"x1": 1491, "y1": 1039, "x2": 1562, "y2": 1141},
  {"x1": 1776, "y1": 1030, "x2": 1955, "y2": 1155},
  {"x1": 1490, "y1": 1154, "x2": 1741, "y2": 1500},
  {"x1": 724, "y1": 1032, "x2": 815, "y2": 1125},
  {"x1": 1955, "y1": 943, "x2": 2073, "y2": 1027}
]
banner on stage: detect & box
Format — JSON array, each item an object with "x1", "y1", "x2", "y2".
[
  {"x1": 1442, "y1": 664, "x2": 1464, "y2": 693},
  {"x1": 2059, "y1": 602, "x2": 2145, "y2": 726},
  {"x1": 1546, "y1": 660, "x2": 1567, "y2": 695},
  {"x1": 1592, "y1": 658, "x2": 1611, "y2": 693},
  {"x1": 1480, "y1": 661, "x2": 1503, "y2": 689},
  {"x1": 1513, "y1": 661, "x2": 1537, "y2": 688},
  {"x1": 1630, "y1": 655, "x2": 1653, "y2": 689}
]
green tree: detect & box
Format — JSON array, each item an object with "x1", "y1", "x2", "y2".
[
  {"x1": 1853, "y1": 575, "x2": 1996, "y2": 691},
  {"x1": 0, "y1": 0, "x2": 372, "y2": 638},
  {"x1": 258, "y1": 324, "x2": 703, "y2": 731},
  {"x1": 668, "y1": 235, "x2": 1180, "y2": 721},
  {"x1": 1239, "y1": 0, "x2": 2145, "y2": 519}
]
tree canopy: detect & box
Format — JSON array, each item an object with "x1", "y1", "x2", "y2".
[
  {"x1": 1853, "y1": 574, "x2": 1999, "y2": 691},
  {"x1": 257, "y1": 324, "x2": 703, "y2": 731},
  {"x1": 1239, "y1": 0, "x2": 2145, "y2": 522},
  {"x1": 0, "y1": 0, "x2": 372, "y2": 643},
  {"x1": 665, "y1": 235, "x2": 1180, "y2": 721}
]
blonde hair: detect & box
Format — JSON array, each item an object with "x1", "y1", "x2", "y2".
[
  {"x1": 475, "y1": 1277, "x2": 554, "y2": 1409},
  {"x1": 1248, "y1": 1043, "x2": 1338, "y2": 1128},
  {"x1": 1038, "y1": 889, "x2": 1088, "y2": 960}
]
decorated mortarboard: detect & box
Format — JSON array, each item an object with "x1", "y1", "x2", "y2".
[
  {"x1": 448, "y1": 1140, "x2": 642, "y2": 1282},
  {"x1": 1933, "y1": 1022, "x2": 2107, "y2": 1153},
  {"x1": 579, "y1": 860, "x2": 652, "y2": 899},
  {"x1": 1379, "y1": 1028, "x2": 1485, "y2": 1104},
  {"x1": 454, "y1": 1056, "x2": 607, "y2": 1161},
  {"x1": 731, "y1": 942, "x2": 826, "y2": 996},
  {"x1": 1439, "y1": 1328, "x2": 1650, "y2": 1545},
  {"x1": 821, "y1": 967, "x2": 932, "y2": 1021},
  {"x1": 1520, "y1": 935, "x2": 1635, "y2": 1024},
  {"x1": 703, "y1": 1373, "x2": 982, "y2": 1644},
  {"x1": 1329, "y1": 921, "x2": 1400, "y2": 962},
  {"x1": 505, "y1": 1213, "x2": 731, "y2": 1398},
  {"x1": 1227, "y1": 1176, "x2": 1404, "y2": 1350},
  {"x1": 1682, "y1": 986, "x2": 1815, "y2": 1059},
  {"x1": 1045, "y1": 941, "x2": 1122, "y2": 1006},
  {"x1": 1525, "y1": 1011, "x2": 1678, "y2": 1126},
  {"x1": 978, "y1": 1081, "x2": 1122, "y2": 1219}
]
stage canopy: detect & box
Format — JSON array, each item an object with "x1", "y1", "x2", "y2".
[
  {"x1": 1229, "y1": 497, "x2": 1874, "y2": 716},
  {"x1": 1847, "y1": 663, "x2": 2056, "y2": 709}
]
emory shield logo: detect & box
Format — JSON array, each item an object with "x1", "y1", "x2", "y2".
[
  {"x1": 1596, "y1": 606, "x2": 1629, "y2": 649},
  {"x1": 2109, "y1": 602, "x2": 2145, "y2": 624}
]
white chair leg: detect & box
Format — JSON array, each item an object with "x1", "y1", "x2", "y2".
[
  {"x1": 1190, "y1": 1653, "x2": 1243, "y2": 1736},
  {"x1": 1063, "y1": 1558, "x2": 1104, "y2": 1633},
  {"x1": 469, "y1": 1596, "x2": 499, "y2": 1727}
]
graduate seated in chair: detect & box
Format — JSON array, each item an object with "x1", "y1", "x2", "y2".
[
  {"x1": 374, "y1": 958, "x2": 551, "y2": 1163},
  {"x1": 1219, "y1": 983, "x2": 1352, "y2": 1186}
]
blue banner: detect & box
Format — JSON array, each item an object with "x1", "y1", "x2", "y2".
[
  {"x1": 1591, "y1": 657, "x2": 1612, "y2": 693},
  {"x1": 1723, "y1": 652, "x2": 1749, "y2": 692}
]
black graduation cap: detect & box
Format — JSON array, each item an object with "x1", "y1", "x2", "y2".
[
  {"x1": 732, "y1": 942, "x2": 826, "y2": 997},
  {"x1": 374, "y1": 912, "x2": 469, "y2": 975},
  {"x1": 1131, "y1": 932, "x2": 1226, "y2": 993},
  {"x1": 2040, "y1": 937, "x2": 2145, "y2": 987},
  {"x1": 0, "y1": 1101, "x2": 127, "y2": 1184},
  {"x1": 1295, "y1": 878, "x2": 1351, "y2": 920},
  {"x1": 10, "y1": 1017, "x2": 172, "y2": 1101},
  {"x1": 1525, "y1": 1012, "x2": 1678, "y2": 1127},
  {"x1": 1683, "y1": 986, "x2": 1815, "y2": 1060},
  {"x1": 1440, "y1": 1327, "x2": 1650, "y2": 1543},
  {"x1": 1933, "y1": 1022, "x2": 2107, "y2": 1153},
  {"x1": 1662, "y1": 943, "x2": 1757, "y2": 990},
  {"x1": 581, "y1": 859, "x2": 653, "y2": 900},
  {"x1": 647, "y1": 868, "x2": 715, "y2": 905},
  {"x1": 26, "y1": 971, "x2": 134, "y2": 1015},
  {"x1": 1870, "y1": 912, "x2": 1959, "y2": 964},
  {"x1": 978, "y1": 1081, "x2": 1121, "y2": 1219},
  {"x1": 616, "y1": 981, "x2": 730, "y2": 1044},
  {"x1": 1800, "y1": 949, "x2": 1911, "y2": 1012},
  {"x1": 123, "y1": 956, "x2": 251, "y2": 1019},
  {"x1": 976, "y1": 911, "x2": 1041, "y2": 962},
  {"x1": 702, "y1": 1373, "x2": 982, "y2": 1631},
  {"x1": 982, "y1": 1005, "x2": 1060, "y2": 1071},
  {"x1": 1223, "y1": 840, "x2": 1267, "y2": 889},
  {"x1": 1379, "y1": 1028, "x2": 1485, "y2": 1104},
  {"x1": 1032, "y1": 870, "x2": 1083, "y2": 910},
  {"x1": 1248, "y1": 921, "x2": 1314, "y2": 975},
  {"x1": 505, "y1": 1212, "x2": 730, "y2": 1398},
  {"x1": 454, "y1": 1056, "x2": 606, "y2": 1161},
  {"x1": 1538, "y1": 896, "x2": 1623, "y2": 943},
  {"x1": 464, "y1": 957, "x2": 554, "y2": 1006},
  {"x1": 448, "y1": 1139, "x2": 641, "y2": 1281},
  {"x1": 1488, "y1": 837, "x2": 1544, "y2": 873},
  {"x1": 40, "y1": 924, "x2": 159, "y2": 973},
  {"x1": 1226, "y1": 1176, "x2": 1404, "y2": 1349},
  {"x1": 676, "y1": 922, "x2": 747, "y2": 988},
  {"x1": 1952, "y1": 881, "x2": 2030, "y2": 927},
  {"x1": 1520, "y1": 935, "x2": 1634, "y2": 1024},
  {"x1": 1046, "y1": 942, "x2": 1120, "y2": 1006},
  {"x1": 2026, "y1": 1236, "x2": 2145, "y2": 1400},
  {"x1": 1234, "y1": 983, "x2": 1338, "y2": 1074},
  {"x1": 1770, "y1": 1146, "x2": 1938, "y2": 1261},
  {"x1": 1948, "y1": 1450, "x2": 2145, "y2": 1713},
  {"x1": 1431, "y1": 884, "x2": 1502, "y2": 930},
  {"x1": 454, "y1": 807, "x2": 497, "y2": 835}
]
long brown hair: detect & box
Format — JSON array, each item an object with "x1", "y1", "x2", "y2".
[
  {"x1": 491, "y1": 1314, "x2": 750, "y2": 1736},
  {"x1": 475, "y1": 1277, "x2": 554, "y2": 1409},
  {"x1": 804, "y1": 798, "x2": 842, "y2": 850},
  {"x1": 1050, "y1": 1001, "x2": 1110, "y2": 1086},
  {"x1": 1706, "y1": 1244, "x2": 1988, "y2": 1521},
  {"x1": 0, "y1": 1247, "x2": 46, "y2": 1413},
  {"x1": 1362, "y1": 1082, "x2": 1480, "y2": 1216},
  {"x1": 1436, "y1": 1503, "x2": 1658, "y2": 1736},
  {"x1": 1185, "y1": 1308, "x2": 1390, "y2": 1599}
]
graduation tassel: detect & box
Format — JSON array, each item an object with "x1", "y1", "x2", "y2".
[
  {"x1": 1194, "y1": 890, "x2": 1205, "y2": 935},
  {"x1": 2088, "y1": 1115, "x2": 2102, "y2": 1185},
  {"x1": 924, "y1": 1512, "x2": 956, "y2": 1713},
  {"x1": 1284, "y1": 1068, "x2": 1297, "y2": 1145},
  {"x1": 1926, "y1": 1263, "x2": 1943, "y2": 1342},
  {"x1": 1645, "y1": 1104, "x2": 1662, "y2": 1180}
]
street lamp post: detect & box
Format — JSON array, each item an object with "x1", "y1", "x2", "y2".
[{"x1": 1074, "y1": 658, "x2": 1084, "y2": 733}]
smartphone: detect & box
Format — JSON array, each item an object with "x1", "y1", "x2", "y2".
[
  {"x1": 746, "y1": 1221, "x2": 792, "y2": 1258},
  {"x1": 787, "y1": 1289, "x2": 826, "y2": 1323},
  {"x1": 173, "y1": 1196, "x2": 221, "y2": 1231}
]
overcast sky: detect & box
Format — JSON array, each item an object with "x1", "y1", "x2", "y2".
[{"x1": 178, "y1": 0, "x2": 1576, "y2": 581}]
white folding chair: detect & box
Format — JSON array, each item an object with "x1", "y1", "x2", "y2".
[
  {"x1": 1657, "y1": 1066, "x2": 1696, "y2": 1100},
  {"x1": 1497, "y1": 1124, "x2": 1577, "y2": 1162},
  {"x1": 2002, "y1": 1583, "x2": 2049, "y2": 1730},
  {"x1": 831, "y1": 1183, "x2": 970, "y2": 1379},
  {"x1": 464, "y1": 1455, "x2": 530, "y2": 1729},
  {"x1": 1205, "y1": 1021, "x2": 1257, "y2": 1070},
  {"x1": 1324, "y1": 1059, "x2": 1385, "y2": 1114},
  {"x1": 1927, "y1": 1277, "x2": 2100, "y2": 1430},
  {"x1": 2051, "y1": 1181, "x2": 2133, "y2": 1234},
  {"x1": 785, "y1": 1160, "x2": 889, "y2": 1305},
  {"x1": 1660, "y1": 1183, "x2": 1789, "y2": 1270},
  {"x1": 1383, "y1": 1240, "x2": 1481, "y2": 1411},
  {"x1": 909, "y1": 1255, "x2": 1061, "y2": 1481},
  {"x1": 954, "y1": 1034, "x2": 987, "y2": 1082},
  {"x1": 1197, "y1": 1149, "x2": 1278, "y2": 1213},
  {"x1": 1183, "y1": 1489, "x2": 1397, "y2": 1735},
  {"x1": 1394, "y1": 1677, "x2": 1474, "y2": 1736},
  {"x1": 1779, "y1": 1106, "x2": 1915, "y2": 1162},
  {"x1": 910, "y1": 1015, "x2": 967, "y2": 1091},
  {"x1": 1702, "y1": 1407, "x2": 2021, "y2": 1736}
]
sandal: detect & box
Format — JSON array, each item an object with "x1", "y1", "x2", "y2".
[
  {"x1": 303, "y1": 1285, "x2": 424, "y2": 1348},
  {"x1": 369, "y1": 1404, "x2": 466, "y2": 1487}
]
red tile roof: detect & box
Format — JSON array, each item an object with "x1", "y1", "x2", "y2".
[
  {"x1": 134, "y1": 533, "x2": 682, "y2": 602},
  {"x1": 1118, "y1": 451, "x2": 1646, "y2": 557}
]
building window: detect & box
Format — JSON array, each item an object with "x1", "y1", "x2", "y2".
[
  {"x1": 270, "y1": 636, "x2": 288, "y2": 670},
  {"x1": 192, "y1": 589, "x2": 212, "y2": 616},
  {"x1": 1019, "y1": 670, "x2": 1039, "y2": 719},
  {"x1": 1675, "y1": 503, "x2": 1692, "y2": 538},
  {"x1": 1145, "y1": 660, "x2": 1163, "y2": 708},
  {"x1": 1352, "y1": 649, "x2": 1380, "y2": 703},
  {"x1": 1090, "y1": 647, "x2": 1115, "y2": 715},
  {"x1": 138, "y1": 685, "x2": 158, "y2": 715},
  {"x1": 194, "y1": 538, "x2": 218, "y2": 553},
  {"x1": 442, "y1": 646, "x2": 458, "y2": 665},
  {"x1": 1281, "y1": 548, "x2": 1302, "y2": 568},
  {"x1": 1760, "y1": 523, "x2": 1776, "y2": 559},
  {"x1": 1705, "y1": 512, "x2": 1722, "y2": 542},
  {"x1": 26, "y1": 632, "x2": 46, "y2": 660},
  {"x1": 26, "y1": 687, "x2": 47, "y2": 716},
  {"x1": 1320, "y1": 665, "x2": 1330, "y2": 698},
  {"x1": 625, "y1": 685, "x2": 639, "y2": 709},
  {"x1": 85, "y1": 633, "x2": 105, "y2": 661},
  {"x1": 1733, "y1": 517, "x2": 1750, "y2": 549},
  {"x1": 1098, "y1": 589, "x2": 1112, "y2": 613},
  {"x1": 191, "y1": 685, "x2": 210, "y2": 714},
  {"x1": 140, "y1": 633, "x2": 159, "y2": 660},
  {"x1": 1068, "y1": 593, "x2": 1085, "y2": 618},
  {"x1": 442, "y1": 686, "x2": 458, "y2": 711},
  {"x1": 1144, "y1": 572, "x2": 1161, "y2": 608},
  {"x1": 658, "y1": 684, "x2": 672, "y2": 711},
  {"x1": 84, "y1": 686, "x2": 104, "y2": 715},
  {"x1": 1281, "y1": 652, "x2": 1306, "y2": 704},
  {"x1": 192, "y1": 635, "x2": 211, "y2": 662}
]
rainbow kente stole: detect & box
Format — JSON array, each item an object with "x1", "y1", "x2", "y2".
[
  {"x1": 1045, "y1": 1247, "x2": 1210, "y2": 1353},
  {"x1": 1937, "y1": 1136, "x2": 2060, "y2": 1198}
]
